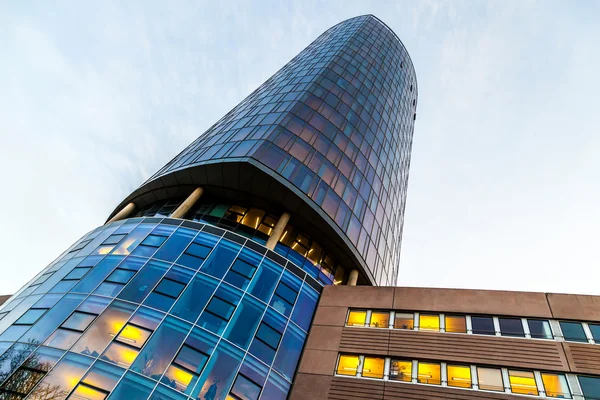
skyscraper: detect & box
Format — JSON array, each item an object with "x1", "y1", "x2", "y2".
[{"x1": 0, "y1": 15, "x2": 416, "y2": 400}]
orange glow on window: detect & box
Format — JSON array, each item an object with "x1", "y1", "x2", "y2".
[
  {"x1": 419, "y1": 314, "x2": 440, "y2": 331},
  {"x1": 336, "y1": 355, "x2": 359, "y2": 376},
  {"x1": 347, "y1": 311, "x2": 366, "y2": 326},
  {"x1": 96, "y1": 245, "x2": 115, "y2": 255},
  {"x1": 116, "y1": 324, "x2": 150, "y2": 347},
  {"x1": 447, "y1": 365, "x2": 472, "y2": 388},
  {"x1": 72, "y1": 384, "x2": 107, "y2": 400},
  {"x1": 165, "y1": 365, "x2": 194, "y2": 391},
  {"x1": 509, "y1": 370, "x2": 538, "y2": 395}
]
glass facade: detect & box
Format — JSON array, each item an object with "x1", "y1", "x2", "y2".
[
  {"x1": 0, "y1": 218, "x2": 320, "y2": 399},
  {"x1": 114, "y1": 14, "x2": 418, "y2": 286}
]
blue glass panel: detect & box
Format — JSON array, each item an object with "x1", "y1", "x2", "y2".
[
  {"x1": 223, "y1": 295, "x2": 265, "y2": 350},
  {"x1": 291, "y1": 284, "x2": 319, "y2": 331},
  {"x1": 0, "y1": 342, "x2": 37, "y2": 382},
  {"x1": 142, "y1": 234, "x2": 168, "y2": 247},
  {"x1": 49, "y1": 280, "x2": 77, "y2": 293},
  {"x1": 153, "y1": 228, "x2": 197, "y2": 262},
  {"x1": 270, "y1": 272, "x2": 301, "y2": 317},
  {"x1": 118, "y1": 260, "x2": 170, "y2": 303},
  {"x1": 151, "y1": 383, "x2": 188, "y2": 400},
  {"x1": 14, "y1": 309, "x2": 47, "y2": 325},
  {"x1": 94, "y1": 282, "x2": 125, "y2": 297},
  {"x1": 238, "y1": 354, "x2": 269, "y2": 388},
  {"x1": 273, "y1": 322, "x2": 306, "y2": 380},
  {"x1": 33, "y1": 294, "x2": 63, "y2": 309},
  {"x1": 19, "y1": 294, "x2": 85, "y2": 344},
  {"x1": 579, "y1": 376, "x2": 600, "y2": 399},
  {"x1": 72, "y1": 256, "x2": 124, "y2": 293},
  {"x1": 230, "y1": 373, "x2": 261, "y2": 400},
  {"x1": 191, "y1": 341, "x2": 244, "y2": 400},
  {"x1": 198, "y1": 285, "x2": 242, "y2": 335},
  {"x1": 106, "y1": 268, "x2": 136, "y2": 284},
  {"x1": 170, "y1": 273, "x2": 218, "y2": 324},
  {"x1": 108, "y1": 371, "x2": 156, "y2": 400},
  {"x1": 260, "y1": 371, "x2": 290, "y2": 400},
  {"x1": 200, "y1": 240, "x2": 240, "y2": 279},
  {"x1": 560, "y1": 321, "x2": 588, "y2": 342},
  {"x1": 249, "y1": 308, "x2": 286, "y2": 365},
  {"x1": 64, "y1": 267, "x2": 92, "y2": 280},
  {"x1": 247, "y1": 259, "x2": 282, "y2": 303},
  {"x1": 131, "y1": 316, "x2": 192, "y2": 380},
  {"x1": 129, "y1": 307, "x2": 164, "y2": 331},
  {"x1": 81, "y1": 360, "x2": 125, "y2": 391},
  {"x1": 0, "y1": 325, "x2": 29, "y2": 341},
  {"x1": 27, "y1": 352, "x2": 93, "y2": 399},
  {"x1": 118, "y1": 257, "x2": 147, "y2": 271},
  {"x1": 77, "y1": 296, "x2": 111, "y2": 315},
  {"x1": 176, "y1": 232, "x2": 219, "y2": 270}
]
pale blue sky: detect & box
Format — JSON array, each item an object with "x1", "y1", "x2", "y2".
[{"x1": 0, "y1": 1, "x2": 598, "y2": 295}]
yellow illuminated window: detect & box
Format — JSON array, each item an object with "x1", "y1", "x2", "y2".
[
  {"x1": 337, "y1": 355, "x2": 360, "y2": 376},
  {"x1": 369, "y1": 312, "x2": 389, "y2": 328},
  {"x1": 362, "y1": 357, "x2": 384, "y2": 379},
  {"x1": 419, "y1": 314, "x2": 440, "y2": 331},
  {"x1": 445, "y1": 315, "x2": 467, "y2": 333},
  {"x1": 394, "y1": 313, "x2": 414, "y2": 329},
  {"x1": 447, "y1": 365, "x2": 472, "y2": 388},
  {"x1": 541, "y1": 373, "x2": 571, "y2": 398},
  {"x1": 102, "y1": 342, "x2": 139, "y2": 368},
  {"x1": 164, "y1": 364, "x2": 194, "y2": 392},
  {"x1": 417, "y1": 362, "x2": 440, "y2": 385},
  {"x1": 241, "y1": 208, "x2": 265, "y2": 229},
  {"x1": 347, "y1": 310, "x2": 366, "y2": 327},
  {"x1": 390, "y1": 360, "x2": 412, "y2": 382},
  {"x1": 509, "y1": 370, "x2": 538, "y2": 396},
  {"x1": 70, "y1": 383, "x2": 107, "y2": 400},
  {"x1": 115, "y1": 324, "x2": 151, "y2": 349}
]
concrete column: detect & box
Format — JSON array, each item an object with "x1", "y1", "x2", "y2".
[
  {"x1": 265, "y1": 212, "x2": 290, "y2": 250},
  {"x1": 107, "y1": 202, "x2": 136, "y2": 223},
  {"x1": 333, "y1": 266, "x2": 346, "y2": 285},
  {"x1": 347, "y1": 269, "x2": 359, "y2": 286},
  {"x1": 171, "y1": 187, "x2": 204, "y2": 219}
]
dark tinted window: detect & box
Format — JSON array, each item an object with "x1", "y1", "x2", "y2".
[
  {"x1": 471, "y1": 316, "x2": 495, "y2": 335},
  {"x1": 560, "y1": 321, "x2": 587, "y2": 342},
  {"x1": 528, "y1": 319, "x2": 553, "y2": 339},
  {"x1": 499, "y1": 318, "x2": 524, "y2": 337},
  {"x1": 579, "y1": 376, "x2": 600, "y2": 399},
  {"x1": 589, "y1": 324, "x2": 600, "y2": 342}
]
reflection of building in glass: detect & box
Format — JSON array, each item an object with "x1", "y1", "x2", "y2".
[{"x1": 0, "y1": 14, "x2": 418, "y2": 400}]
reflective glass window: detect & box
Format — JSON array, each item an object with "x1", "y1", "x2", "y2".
[
  {"x1": 255, "y1": 322, "x2": 282, "y2": 351},
  {"x1": 369, "y1": 311, "x2": 389, "y2": 328},
  {"x1": 61, "y1": 311, "x2": 97, "y2": 332},
  {"x1": 419, "y1": 314, "x2": 440, "y2": 331},
  {"x1": 270, "y1": 280, "x2": 298, "y2": 317},
  {"x1": 394, "y1": 312, "x2": 414, "y2": 329},
  {"x1": 191, "y1": 341, "x2": 244, "y2": 400},
  {"x1": 445, "y1": 315, "x2": 467, "y2": 333},
  {"x1": 528, "y1": 319, "x2": 553, "y2": 339},
  {"x1": 150, "y1": 384, "x2": 187, "y2": 400},
  {"x1": 224, "y1": 249, "x2": 261, "y2": 290},
  {"x1": 200, "y1": 240, "x2": 240, "y2": 279},
  {"x1": 0, "y1": 346, "x2": 63, "y2": 397},
  {"x1": 417, "y1": 362, "x2": 441, "y2": 385},
  {"x1": 176, "y1": 232, "x2": 219, "y2": 270},
  {"x1": 272, "y1": 323, "x2": 305, "y2": 380},
  {"x1": 27, "y1": 352, "x2": 93, "y2": 400},
  {"x1": 81, "y1": 360, "x2": 125, "y2": 394},
  {"x1": 223, "y1": 295, "x2": 265, "y2": 350},
  {"x1": 589, "y1": 323, "x2": 600, "y2": 342},
  {"x1": 508, "y1": 370, "x2": 538, "y2": 396},
  {"x1": 64, "y1": 267, "x2": 92, "y2": 281},
  {"x1": 290, "y1": 284, "x2": 319, "y2": 332},
  {"x1": 477, "y1": 367, "x2": 504, "y2": 391},
  {"x1": 249, "y1": 309, "x2": 286, "y2": 365},
  {"x1": 112, "y1": 225, "x2": 154, "y2": 256},
  {"x1": 389, "y1": 359, "x2": 412, "y2": 382},
  {"x1": 230, "y1": 373, "x2": 262, "y2": 400},
  {"x1": 560, "y1": 321, "x2": 587, "y2": 342},
  {"x1": 247, "y1": 259, "x2": 282, "y2": 303},
  {"x1": 447, "y1": 364, "x2": 471, "y2": 388},
  {"x1": 362, "y1": 357, "x2": 384, "y2": 379},
  {"x1": 170, "y1": 272, "x2": 218, "y2": 324},
  {"x1": 260, "y1": 370, "x2": 290, "y2": 400},
  {"x1": 14, "y1": 308, "x2": 47, "y2": 325},
  {"x1": 103, "y1": 234, "x2": 126, "y2": 245},
  {"x1": 115, "y1": 324, "x2": 152, "y2": 349},
  {"x1": 578, "y1": 376, "x2": 600, "y2": 400},
  {"x1": 72, "y1": 257, "x2": 123, "y2": 294},
  {"x1": 109, "y1": 371, "x2": 156, "y2": 400},
  {"x1": 198, "y1": 285, "x2": 242, "y2": 335},
  {"x1": 499, "y1": 317, "x2": 525, "y2": 337},
  {"x1": 336, "y1": 355, "x2": 359, "y2": 376},
  {"x1": 541, "y1": 373, "x2": 571, "y2": 398},
  {"x1": 152, "y1": 228, "x2": 196, "y2": 263},
  {"x1": 105, "y1": 269, "x2": 135, "y2": 284},
  {"x1": 117, "y1": 260, "x2": 169, "y2": 304},
  {"x1": 471, "y1": 316, "x2": 495, "y2": 335}
]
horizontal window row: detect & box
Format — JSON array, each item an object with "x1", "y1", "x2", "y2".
[
  {"x1": 347, "y1": 309, "x2": 600, "y2": 344},
  {"x1": 336, "y1": 353, "x2": 600, "y2": 399}
]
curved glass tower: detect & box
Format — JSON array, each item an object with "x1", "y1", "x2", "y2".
[{"x1": 0, "y1": 15, "x2": 416, "y2": 400}]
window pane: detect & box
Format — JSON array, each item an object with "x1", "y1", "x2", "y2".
[
  {"x1": 191, "y1": 341, "x2": 244, "y2": 400},
  {"x1": 255, "y1": 323, "x2": 282, "y2": 350},
  {"x1": 109, "y1": 371, "x2": 155, "y2": 400},
  {"x1": 588, "y1": 324, "x2": 600, "y2": 342},
  {"x1": 154, "y1": 279, "x2": 185, "y2": 299},
  {"x1": 64, "y1": 267, "x2": 91, "y2": 280},
  {"x1": 102, "y1": 342, "x2": 139, "y2": 368},
  {"x1": 62, "y1": 312, "x2": 96, "y2": 332},
  {"x1": 27, "y1": 352, "x2": 93, "y2": 400},
  {"x1": 579, "y1": 376, "x2": 600, "y2": 399},
  {"x1": 82, "y1": 360, "x2": 125, "y2": 392},
  {"x1": 419, "y1": 314, "x2": 440, "y2": 331},
  {"x1": 499, "y1": 318, "x2": 525, "y2": 337},
  {"x1": 560, "y1": 321, "x2": 587, "y2": 342},
  {"x1": 15, "y1": 309, "x2": 47, "y2": 325},
  {"x1": 115, "y1": 324, "x2": 152, "y2": 349},
  {"x1": 70, "y1": 383, "x2": 108, "y2": 400},
  {"x1": 170, "y1": 273, "x2": 218, "y2": 324},
  {"x1": 509, "y1": 370, "x2": 538, "y2": 395},
  {"x1": 44, "y1": 329, "x2": 81, "y2": 350},
  {"x1": 389, "y1": 360, "x2": 412, "y2": 382},
  {"x1": 347, "y1": 310, "x2": 366, "y2": 327},
  {"x1": 417, "y1": 362, "x2": 440, "y2": 385},
  {"x1": 337, "y1": 355, "x2": 359, "y2": 376},
  {"x1": 447, "y1": 365, "x2": 471, "y2": 388},
  {"x1": 369, "y1": 312, "x2": 389, "y2": 328},
  {"x1": 117, "y1": 260, "x2": 169, "y2": 304},
  {"x1": 471, "y1": 316, "x2": 495, "y2": 335},
  {"x1": 106, "y1": 269, "x2": 135, "y2": 284},
  {"x1": 477, "y1": 367, "x2": 504, "y2": 392},
  {"x1": 528, "y1": 319, "x2": 553, "y2": 339},
  {"x1": 445, "y1": 315, "x2": 466, "y2": 333},
  {"x1": 542, "y1": 373, "x2": 571, "y2": 398},
  {"x1": 223, "y1": 295, "x2": 265, "y2": 350},
  {"x1": 394, "y1": 313, "x2": 414, "y2": 329},
  {"x1": 362, "y1": 357, "x2": 384, "y2": 379},
  {"x1": 230, "y1": 373, "x2": 262, "y2": 400},
  {"x1": 164, "y1": 364, "x2": 196, "y2": 393},
  {"x1": 272, "y1": 323, "x2": 306, "y2": 381}
]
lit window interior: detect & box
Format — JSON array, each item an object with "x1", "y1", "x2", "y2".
[
  {"x1": 390, "y1": 360, "x2": 412, "y2": 382},
  {"x1": 337, "y1": 355, "x2": 360, "y2": 376},
  {"x1": 509, "y1": 370, "x2": 539, "y2": 396},
  {"x1": 417, "y1": 362, "x2": 440, "y2": 385},
  {"x1": 347, "y1": 311, "x2": 366, "y2": 327},
  {"x1": 394, "y1": 313, "x2": 414, "y2": 329},
  {"x1": 164, "y1": 364, "x2": 194, "y2": 392},
  {"x1": 102, "y1": 342, "x2": 139, "y2": 368},
  {"x1": 115, "y1": 324, "x2": 151, "y2": 348},
  {"x1": 362, "y1": 357, "x2": 385, "y2": 379},
  {"x1": 369, "y1": 312, "x2": 389, "y2": 328},
  {"x1": 445, "y1": 315, "x2": 467, "y2": 333},
  {"x1": 70, "y1": 383, "x2": 108, "y2": 400},
  {"x1": 447, "y1": 365, "x2": 472, "y2": 388},
  {"x1": 419, "y1": 314, "x2": 440, "y2": 331},
  {"x1": 542, "y1": 373, "x2": 572, "y2": 398}
]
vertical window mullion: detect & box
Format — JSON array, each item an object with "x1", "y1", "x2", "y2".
[
  {"x1": 466, "y1": 315, "x2": 473, "y2": 334},
  {"x1": 501, "y1": 368, "x2": 511, "y2": 394},
  {"x1": 550, "y1": 320, "x2": 564, "y2": 341},
  {"x1": 471, "y1": 365, "x2": 479, "y2": 390},
  {"x1": 413, "y1": 312, "x2": 419, "y2": 330},
  {"x1": 493, "y1": 317, "x2": 501, "y2": 337},
  {"x1": 411, "y1": 360, "x2": 418, "y2": 383},
  {"x1": 522, "y1": 318, "x2": 532, "y2": 339},
  {"x1": 440, "y1": 362, "x2": 447, "y2": 387},
  {"x1": 365, "y1": 310, "x2": 372, "y2": 328},
  {"x1": 439, "y1": 313, "x2": 445, "y2": 333},
  {"x1": 533, "y1": 370, "x2": 546, "y2": 397},
  {"x1": 389, "y1": 311, "x2": 395, "y2": 329},
  {"x1": 582, "y1": 322, "x2": 595, "y2": 344}
]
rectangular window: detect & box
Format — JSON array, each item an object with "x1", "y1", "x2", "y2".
[
  {"x1": 102, "y1": 234, "x2": 127, "y2": 245},
  {"x1": 528, "y1": 319, "x2": 553, "y2": 339},
  {"x1": 541, "y1": 373, "x2": 571, "y2": 398},
  {"x1": 417, "y1": 362, "x2": 440, "y2": 385},
  {"x1": 471, "y1": 316, "x2": 495, "y2": 335},
  {"x1": 578, "y1": 376, "x2": 600, "y2": 400},
  {"x1": 362, "y1": 357, "x2": 384, "y2": 379},
  {"x1": 509, "y1": 370, "x2": 538, "y2": 396},
  {"x1": 347, "y1": 310, "x2": 367, "y2": 327},
  {"x1": 230, "y1": 373, "x2": 262, "y2": 400},
  {"x1": 447, "y1": 364, "x2": 471, "y2": 388},
  {"x1": 560, "y1": 321, "x2": 588, "y2": 342},
  {"x1": 445, "y1": 315, "x2": 466, "y2": 333},
  {"x1": 389, "y1": 359, "x2": 412, "y2": 382},
  {"x1": 105, "y1": 269, "x2": 136, "y2": 284},
  {"x1": 419, "y1": 314, "x2": 440, "y2": 331},
  {"x1": 14, "y1": 308, "x2": 48, "y2": 325},
  {"x1": 64, "y1": 267, "x2": 92, "y2": 281},
  {"x1": 154, "y1": 278, "x2": 186, "y2": 299},
  {"x1": 499, "y1": 317, "x2": 525, "y2": 337},
  {"x1": 31, "y1": 272, "x2": 54, "y2": 286},
  {"x1": 589, "y1": 324, "x2": 600, "y2": 342},
  {"x1": 336, "y1": 355, "x2": 359, "y2": 376},
  {"x1": 255, "y1": 322, "x2": 282, "y2": 351},
  {"x1": 205, "y1": 296, "x2": 236, "y2": 322},
  {"x1": 477, "y1": 367, "x2": 504, "y2": 392},
  {"x1": 369, "y1": 311, "x2": 389, "y2": 328},
  {"x1": 394, "y1": 312, "x2": 414, "y2": 329}
]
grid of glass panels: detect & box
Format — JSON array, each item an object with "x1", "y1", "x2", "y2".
[
  {"x1": 136, "y1": 15, "x2": 417, "y2": 286},
  {"x1": 0, "y1": 217, "x2": 321, "y2": 399}
]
